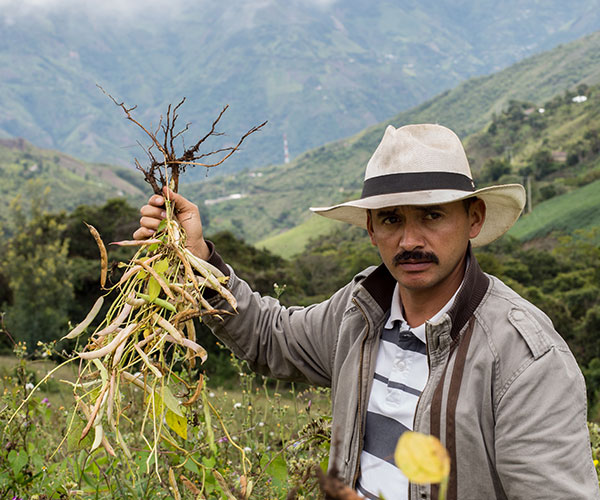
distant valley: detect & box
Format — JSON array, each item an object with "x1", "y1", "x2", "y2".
[{"x1": 1, "y1": 0, "x2": 600, "y2": 177}]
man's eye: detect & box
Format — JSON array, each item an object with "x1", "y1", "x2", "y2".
[
  {"x1": 382, "y1": 216, "x2": 399, "y2": 225},
  {"x1": 424, "y1": 212, "x2": 442, "y2": 220}
]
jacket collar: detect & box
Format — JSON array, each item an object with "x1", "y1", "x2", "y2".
[{"x1": 360, "y1": 244, "x2": 490, "y2": 341}]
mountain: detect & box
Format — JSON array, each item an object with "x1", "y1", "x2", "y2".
[
  {"x1": 2, "y1": 0, "x2": 600, "y2": 177},
  {"x1": 184, "y1": 30, "x2": 600, "y2": 248},
  {"x1": 0, "y1": 138, "x2": 146, "y2": 224}
]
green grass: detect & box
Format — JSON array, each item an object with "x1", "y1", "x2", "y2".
[
  {"x1": 257, "y1": 215, "x2": 341, "y2": 259},
  {"x1": 509, "y1": 178, "x2": 600, "y2": 242},
  {"x1": 0, "y1": 354, "x2": 79, "y2": 408}
]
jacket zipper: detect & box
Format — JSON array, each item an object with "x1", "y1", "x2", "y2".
[
  {"x1": 409, "y1": 323, "x2": 433, "y2": 500},
  {"x1": 351, "y1": 297, "x2": 370, "y2": 488},
  {"x1": 413, "y1": 323, "x2": 432, "y2": 428}
]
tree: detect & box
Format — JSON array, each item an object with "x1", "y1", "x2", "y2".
[
  {"x1": 479, "y1": 157, "x2": 511, "y2": 183},
  {"x1": 530, "y1": 149, "x2": 556, "y2": 180},
  {"x1": 0, "y1": 187, "x2": 73, "y2": 348},
  {"x1": 584, "y1": 129, "x2": 600, "y2": 155}
]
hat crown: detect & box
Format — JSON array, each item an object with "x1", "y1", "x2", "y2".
[{"x1": 365, "y1": 124, "x2": 472, "y2": 180}]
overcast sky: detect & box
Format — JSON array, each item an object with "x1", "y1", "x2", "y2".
[{"x1": 0, "y1": 0, "x2": 338, "y2": 17}]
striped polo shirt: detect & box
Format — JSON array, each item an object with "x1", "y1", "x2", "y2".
[{"x1": 356, "y1": 282, "x2": 461, "y2": 500}]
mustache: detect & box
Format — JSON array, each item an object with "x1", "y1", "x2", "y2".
[{"x1": 393, "y1": 250, "x2": 439, "y2": 266}]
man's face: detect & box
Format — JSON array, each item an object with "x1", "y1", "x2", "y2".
[{"x1": 367, "y1": 199, "x2": 485, "y2": 297}]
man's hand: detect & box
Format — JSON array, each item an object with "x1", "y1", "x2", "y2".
[{"x1": 134, "y1": 187, "x2": 210, "y2": 260}]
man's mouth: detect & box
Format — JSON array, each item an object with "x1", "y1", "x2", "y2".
[
  {"x1": 396, "y1": 261, "x2": 434, "y2": 272},
  {"x1": 393, "y1": 250, "x2": 439, "y2": 268}
]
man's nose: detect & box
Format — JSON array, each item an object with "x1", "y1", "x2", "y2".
[{"x1": 398, "y1": 220, "x2": 425, "y2": 250}]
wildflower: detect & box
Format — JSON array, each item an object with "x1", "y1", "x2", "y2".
[
  {"x1": 41, "y1": 397, "x2": 51, "y2": 407},
  {"x1": 394, "y1": 431, "x2": 450, "y2": 485},
  {"x1": 217, "y1": 437, "x2": 228, "y2": 444},
  {"x1": 233, "y1": 402, "x2": 242, "y2": 409},
  {"x1": 25, "y1": 383, "x2": 34, "y2": 390},
  {"x1": 209, "y1": 392, "x2": 215, "y2": 398},
  {"x1": 258, "y1": 421, "x2": 265, "y2": 427},
  {"x1": 243, "y1": 446, "x2": 252, "y2": 453}
]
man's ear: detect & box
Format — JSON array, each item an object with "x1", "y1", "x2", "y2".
[
  {"x1": 468, "y1": 199, "x2": 486, "y2": 239},
  {"x1": 366, "y1": 209, "x2": 377, "y2": 246}
]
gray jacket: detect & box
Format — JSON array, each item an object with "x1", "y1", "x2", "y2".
[{"x1": 205, "y1": 246, "x2": 599, "y2": 500}]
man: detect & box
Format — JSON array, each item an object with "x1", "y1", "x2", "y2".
[{"x1": 135, "y1": 124, "x2": 599, "y2": 499}]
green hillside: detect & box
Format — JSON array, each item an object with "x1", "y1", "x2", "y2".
[
  {"x1": 191, "y1": 30, "x2": 600, "y2": 248},
  {"x1": 0, "y1": 138, "x2": 146, "y2": 224},
  {"x1": 509, "y1": 179, "x2": 600, "y2": 243},
  {"x1": 386, "y1": 31, "x2": 600, "y2": 140}
]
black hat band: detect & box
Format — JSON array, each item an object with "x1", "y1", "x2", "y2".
[{"x1": 361, "y1": 172, "x2": 476, "y2": 199}]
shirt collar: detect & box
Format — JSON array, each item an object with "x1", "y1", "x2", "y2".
[{"x1": 384, "y1": 257, "x2": 468, "y2": 343}]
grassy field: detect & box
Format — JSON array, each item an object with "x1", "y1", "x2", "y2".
[
  {"x1": 0, "y1": 350, "x2": 333, "y2": 498},
  {"x1": 0, "y1": 354, "x2": 331, "y2": 425},
  {"x1": 0, "y1": 354, "x2": 79, "y2": 408},
  {"x1": 509, "y1": 178, "x2": 600, "y2": 243},
  {"x1": 257, "y1": 214, "x2": 341, "y2": 259}
]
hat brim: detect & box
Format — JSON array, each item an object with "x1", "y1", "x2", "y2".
[{"x1": 310, "y1": 184, "x2": 526, "y2": 247}]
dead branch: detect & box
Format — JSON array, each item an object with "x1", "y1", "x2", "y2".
[
  {"x1": 0, "y1": 312, "x2": 17, "y2": 348},
  {"x1": 98, "y1": 85, "x2": 267, "y2": 194},
  {"x1": 314, "y1": 467, "x2": 363, "y2": 500}
]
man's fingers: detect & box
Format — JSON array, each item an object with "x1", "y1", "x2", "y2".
[
  {"x1": 133, "y1": 227, "x2": 156, "y2": 240},
  {"x1": 140, "y1": 216, "x2": 162, "y2": 231},
  {"x1": 149, "y1": 194, "x2": 165, "y2": 207},
  {"x1": 162, "y1": 187, "x2": 197, "y2": 213},
  {"x1": 140, "y1": 204, "x2": 166, "y2": 219},
  {"x1": 134, "y1": 202, "x2": 167, "y2": 240},
  {"x1": 134, "y1": 189, "x2": 207, "y2": 259}
]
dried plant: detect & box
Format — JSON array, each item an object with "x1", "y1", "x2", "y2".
[
  {"x1": 8, "y1": 92, "x2": 267, "y2": 487},
  {"x1": 98, "y1": 85, "x2": 267, "y2": 194}
]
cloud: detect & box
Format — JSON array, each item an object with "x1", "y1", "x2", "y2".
[
  {"x1": 305, "y1": 0, "x2": 338, "y2": 8},
  {"x1": 0, "y1": 0, "x2": 338, "y2": 17},
  {"x1": 0, "y1": 0, "x2": 189, "y2": 18},
  {"x1": 1, "y1": 0, "x2": 339, "y2": 33}
]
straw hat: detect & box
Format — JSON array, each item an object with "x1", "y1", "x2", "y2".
[{"x1": 310, "y1": 124, "x2": 526, "y2": 247}]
